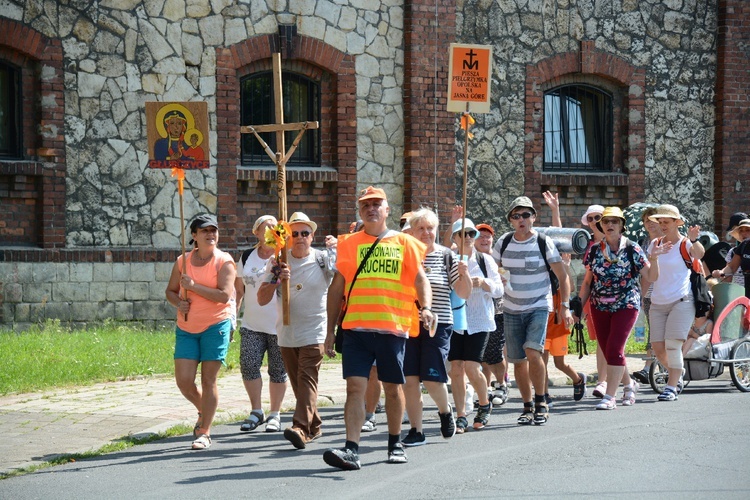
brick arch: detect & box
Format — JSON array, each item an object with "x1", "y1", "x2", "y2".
[
  {"x1": 0, "y1": 18, "x2": 65, "y2": 248},
  {"x1": 216, "y1": 35, "x2": 356, "y2": 246},
  {"x1": 524, "y1": 41, "x2": 646, "y2": 227}
]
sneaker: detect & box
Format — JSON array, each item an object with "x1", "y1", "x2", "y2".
[
  {"x1": 473, "y1": 403, "x2": 491, "y2": 430},
  {"x1": 438, "y1": 406, "x2": 456, "y2": 439},
  {"x1": 491, "y1": 384, "x2": 509, "y2": 406},
  {"x1": 455, "y1": 415, "x2": 469, "y2": 434},
  {"x1": 596, "y1": 395, "x2": 617, "y2": 410},
  {"x1": 401, "y1": 427, "x2": 426, "y2": 447},
  {"x1": 323, "y1": 447, "x2": 361, "y2": 470},
  {"x1": 387, "y1": 442, "x2": 408, "y2": 464},
  {"x1": 631, "y1": 369, "x2": 649, "y2": 384},
  {"x1": 573, "y1": 372, "x2": 587, "y2": 401},
  {"x1": 533, "y1": 403, "x2": 549, "y2": 425},
  {"x1": 361, "y1": 418, "x2": 376, "y2": 432},
  {"x1": 375, "y1": 401, "x2": 385, "y2": 414},
  {"x1": 592, "y1": 381, "x2": 607, "y2": 399},
  {"x1": 657, "y1": 387, "x2": 678, "y2": 402},
  {"x1": 622, "y1": 381, "x2": 639, "y2": 406}
]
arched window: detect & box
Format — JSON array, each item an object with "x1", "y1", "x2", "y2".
[
  {"x1": 0, "y1": 60, "x2": 21, "y2": 159},
  {"x1": 240, "y1": 71, "x2": 320, "y2": 166},
  {"x1": 544, "y1": 85, "x2": 612, "y2": 171}
]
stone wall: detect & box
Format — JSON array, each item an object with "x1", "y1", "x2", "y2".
[
  {"x1": 455, "y1": 0, "x2": 719, "y2": 233},
  {"x1": 0, "y1": 260, "x2": 174, "y2": 329}
]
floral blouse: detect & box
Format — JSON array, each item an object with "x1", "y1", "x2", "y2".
[{"x1": 583, "y1": 238, "x2": 647, "y2": 312}]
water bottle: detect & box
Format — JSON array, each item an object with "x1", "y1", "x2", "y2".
[{"x1": 634, "y1": 327, "x2": 645, "y2": 343}]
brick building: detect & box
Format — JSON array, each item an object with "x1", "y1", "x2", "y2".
[{"x1": 0, "y1": 1, "x2": 747, "y2": 326}]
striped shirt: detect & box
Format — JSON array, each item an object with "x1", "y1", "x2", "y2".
[
  {"x1": 422, "y1": 245, "x2": 459, "y2": 325},
  {"x1": 493, "y1": 232, "x2": 561, "y2": 314}
]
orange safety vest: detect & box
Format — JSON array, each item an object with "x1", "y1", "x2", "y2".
[{"x1": 337, "y1": 230, "x2": 426, "y2": 336}]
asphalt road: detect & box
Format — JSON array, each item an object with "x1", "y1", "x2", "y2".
[{"x1": 2, "y1": 380, "x2": 749, "y2": 499}]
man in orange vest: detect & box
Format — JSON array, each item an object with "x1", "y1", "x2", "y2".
[{"x1": 323, "y1": 186, "x2": 433, "y2": 470}]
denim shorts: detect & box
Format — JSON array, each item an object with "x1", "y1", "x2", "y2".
[
  {"x1": 503, "y1": 309, "x2": 549, "y2": 362},
  {"x1": 403, "y1": 323, "x2": 452, "y2": 382},
  {"x1": 174, "y1": 319, "x2": 232, "y2": 363},
  {"x1": 341, "y1": 329, "x2": 406, "y2": 384}
]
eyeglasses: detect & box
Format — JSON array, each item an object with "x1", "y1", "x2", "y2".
[
  {"x1": 291, "y1": 231, "x2": 311, "y2": 238},
  {"x1": 509, "y1": 212, "x2": 533, "y2": 221},
  {"x1": 601, "y1": 218, "x2": 621, "y2": 225},
  {"x1": 586, "y1": 214, "x2": 602, "y2": 223}
]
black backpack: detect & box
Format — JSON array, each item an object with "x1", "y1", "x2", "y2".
[
  {"x1": 499, "y1": 232, "x2": 558, "y2": 294},
  {"x1": 587, "y1": 239, "x2": 639, "y2": 287}
]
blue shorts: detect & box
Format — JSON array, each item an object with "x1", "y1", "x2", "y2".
[
  {"x1": 174, "y1": 319, "x2": 231, "y2": 363},
  {"x1": 504, "y1": 309, "x2": 548, "y2": 362},
  {"x1": 403, "y1": 323, "x2": 452, "y2": 382},
  {"x1": 448, "y1": 330, "x2": 489, "y2": 363},
  {"x1": 341, "y1": 329, "x2": 406, "y2": 385}
]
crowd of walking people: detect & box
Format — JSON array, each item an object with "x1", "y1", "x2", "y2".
[{"x1": 164, "y1": 187, "x2": 749, "y2": 468}]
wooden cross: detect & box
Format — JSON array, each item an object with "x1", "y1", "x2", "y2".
[{"x1": 240, "y1": 53, "x2": 319, "y2": 325}]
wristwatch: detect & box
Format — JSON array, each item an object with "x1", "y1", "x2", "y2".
[{"x1": 561, "y1": 301, "x2": 570, "y2": 308}]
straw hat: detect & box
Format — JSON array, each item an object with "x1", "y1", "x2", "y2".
[
  {"x1": 729, "y1": 219, "x2": 750, "y2": 241},
  {"x1": 288, "y1": 212, "x2": 317, "y2": 233},
  {"x1": 648, "y1": 204, "x2": 685, "y2": 226}
]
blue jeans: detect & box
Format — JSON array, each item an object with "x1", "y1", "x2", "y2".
[{"x1": 503, "y1": 309, "x2": 549, "y2": 362}]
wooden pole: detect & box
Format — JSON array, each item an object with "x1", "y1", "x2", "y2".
[
  {"x1": 459, "y1": 104, "x2": 469, "y2": 261},
  {"x1": 178, "y1": 184, "x2": 188, "y2": 321},
  {"x1": 272, "y1": 53, "x2": 291, "y2": 325}
]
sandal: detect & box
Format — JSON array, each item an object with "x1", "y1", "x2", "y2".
[
  {"x1": 265, "y1": 414, "x2": 281, "y2": 432},
  {"x1": 517, "y1": 406, "x2": 534, "y2": 426},
  {"x1": 533, "y1": 403, "x2": 549, "y2": 425},
  {"x1": 455, "y1": 415, "x2": 469, "y2": 434},
  {"x1": 240, "y1": 410, "x2": 265, "y2": 432},
  {"x1": 191, "y1": 434, "x2": 211, "y2": 450},
  {"x1": 193, "y1": 412, "x2": 202, "y2": 437},
  {"x1": 592, "y1": 381, "x2": 607, "y2": 399}
]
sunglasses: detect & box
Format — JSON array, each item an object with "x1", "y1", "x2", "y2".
[
  {"x1": 460, "y1": 230, "x2": 477, "y2": 238},
  {"x1": 586, "y1": 214, "x2": 602, "y2": 223},
  {"x1": 509, "y1": 212, "x2": 533, "y2": 221},
  {"x1": 600, "y1": 218, "x2": 621, "y2": 225},
  {"x1": 291, "y1": 231, "x2": 311, "y2": 238}
]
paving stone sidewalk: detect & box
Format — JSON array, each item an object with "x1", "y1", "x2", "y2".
[{"x1": 0, "y1": 354, "x2": 643, "y2": 476}]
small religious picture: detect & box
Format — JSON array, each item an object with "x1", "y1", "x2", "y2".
[{"x1": 146, "y1": 102, "x2": 210, "y2": 169}]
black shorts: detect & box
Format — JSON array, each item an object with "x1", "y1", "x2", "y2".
[{"x1": 448, "y1": 330, "x2": 490, "y2": 364}]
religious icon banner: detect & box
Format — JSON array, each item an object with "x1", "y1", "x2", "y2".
[{"x1": 146, "y1": 102, "x2": 210, "y2": 169}]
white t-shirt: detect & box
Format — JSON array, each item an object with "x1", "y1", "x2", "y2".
[
  {"x1": 648, "y1": 237, "x2": 692, "y2": 304},
  {"x1": 265, "y1": 250, "x2": 333, "y2": 348},
  {"x1": 238, "y1": 249, "x2": 278, "y2": 334}
]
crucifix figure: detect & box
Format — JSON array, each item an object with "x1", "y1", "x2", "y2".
[{"x1": 240, "y1": 52, "x2": 319, "y2": 325}]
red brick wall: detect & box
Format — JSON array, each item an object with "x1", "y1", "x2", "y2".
[
  {"x1": 715, "y1": 0, "x2": 750, "y2": 233},
  {"x1": 403, "y1": 0, "x2": 457, "y2": 231},
  {"x1": 217, "y1": 35, "x2": 356, "y2": 247},
  {"x1": 525, "y1": 41, "x2": 646, "y2": 228},
  {"x1": 0, "y1": 19, "x2": 65, "y2": 248}
]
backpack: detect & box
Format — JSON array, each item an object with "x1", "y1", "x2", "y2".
[
  {"x1": 444, "y1": 246, "x2": 488, "y2": 277},
  {"x1": 674, "y1": 238, "x2": 712, "y2": 318},
  {"x1": 240, "y1": 247, "x2": 256, "y2": 267},
  {"x1": 241, "y1": 247, "x2": 327, "y2": 273},
  {"x1": 500, "y1": 232, "x2": 558, "y2": 294}
]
